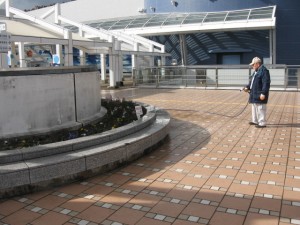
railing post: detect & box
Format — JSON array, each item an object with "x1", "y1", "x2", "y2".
[{"x1": 216, "y1": 67, "x2": 218, "y2": 88}]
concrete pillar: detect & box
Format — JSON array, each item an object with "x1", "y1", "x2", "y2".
[
  {"x1": 55, "y1": 44, "x2": 63, "y2": 65},
  {"x1": 80, "y1": 49, "x2": 85, "y2": 65},
  {"x1": 100, "y1": 53, "x2": 106, "y2": 81},
  {"x1": 149, "y1": 44, "x2": 154, "y2": 67},
  {"x1": 54, "y1": 3, "x2": 61, "y2": 25},
  {"x1": 179, "y1": 34, "x2": 187, "y2": 66},
  {"x1": 132, "y1": 42, "x2": 139, "y2": 69},
  {"x1": 17, "y1": 42, "x2": 26, "y2": 68},
  {"x1": 8, "y1": 41, "x2": 16, "y2": 67},
  {"x1": 5, "y1": 0, "x2": 11, "y2": 17},
  {"x1": 64, "y1": 30, "x2": 73, "y2": 66},
  {"x1": 109, "y1": 36, "x2": 116, "y2": 87}
]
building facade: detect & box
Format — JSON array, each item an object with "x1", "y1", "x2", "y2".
[
  {"x1": 144, "y1": 0, "x2": 300, "y2": 65},
  {"x1": 30, "y1": 0, "x2": 300, "y2": 65}
]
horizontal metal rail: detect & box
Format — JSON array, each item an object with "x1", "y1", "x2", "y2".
[{"x1": 133, "y1": 65, "x2": 300, "y2": 91}]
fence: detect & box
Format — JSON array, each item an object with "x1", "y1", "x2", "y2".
[{"x1": 133, "y1": 65, "x2": 300, "y2": 90}]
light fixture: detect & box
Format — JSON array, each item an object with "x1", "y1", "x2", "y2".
[{"x1": 171, "y1": 0, "x2": 178, "y2": 7}]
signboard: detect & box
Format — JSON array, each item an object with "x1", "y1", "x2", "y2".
[
  {"x1": 0, "y1": 29, "x2": 11, "y2": 53},
  {"x1": 53, "y1": 54, "x2": 60, "y2": 65},
  {"x1": 0, "y1": 23, "x2": 11, "y2": 53},
  {"x1": 0, "y1": 23, "x2": 6, "y2": 31}
]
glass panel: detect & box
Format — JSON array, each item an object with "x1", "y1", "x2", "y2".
[
  {"x1": 182, "y1": 14, "x2": 206, "y2": 24},
  {"x1": 163, "y1": 15, "x2": 186, "y2": 26},
  {"x1": 204, "y1": 12, "x2": 227, "y2": 23},
  {"x1": 226, "y1": 11, "x2": 249, "y2": 21},
  {"x1": 249, "y1": 8, "x2": 273, "y2": 19}
]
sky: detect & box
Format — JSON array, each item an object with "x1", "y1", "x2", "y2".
[{"x1": 10, "y1": 0, "x2": 71, "y2": 10}]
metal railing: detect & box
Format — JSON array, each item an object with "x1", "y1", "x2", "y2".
[{"x1": 133, "y1": 65, "x2": 300, "y2": 90}]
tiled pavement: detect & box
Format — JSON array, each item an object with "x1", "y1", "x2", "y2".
[{"x1": 1, "y1": 88, "x2": 300, "y2": 225}]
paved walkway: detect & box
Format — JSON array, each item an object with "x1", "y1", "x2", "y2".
[{"x1": 1, "y1": 88, "x2": 300, "y2": 225}]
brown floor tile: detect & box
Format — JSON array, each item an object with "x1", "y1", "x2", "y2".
[
  {"x1": 76, "y1": 205, "x2": 115, "y2": 223},
  {"x1": 215, "y1": 168, "x2": 239, "y2": 177},
  {"x1": 159, "y1": 171, "x2": 185, "y2": 181},
  {"x1": 136, "y1": 217, "x2": 171, "y2": 225},
  {"x1": 281, "y1": 205, "x2": 300, "y2": 220},
  {"x1": 220, "y1": 196, "x2": 251, "y2": 211},
  {"x1": 285, "y1": 177, "x2": 300, "y2": 188},
  {"x1": 235, "y1": 173, "x2": 261, "y2": 182},
  {"x1": 103, "y1": 174, "x2": 132, "y2": 185},
  {"x1": 31, "y1": 211, "x2": 71, "y2": 225},
  {"x1": 260, "y1": 173, "x2": 285, "y2": 183},
  {"x1": 120, "y1": 180, "x2": 150, "y2": 192},
  {"x1": 195, "y1": 189, "x2": 225, "y2": 203},
  {"x1": 84, "y1": 184, "x2": 115, "y2": 198},
  {"x1": 182, "y1": 202, "x2": 216, "y2": 219},
  {"x1": 256, "y1": 184, "x2": 283, "y2": 196},
  {"x1": 60, "y1": 197, "x2": 95, "y2": 212},
  {"x1": 228, "y1": 183, "x2": 256, "y2": 196},
  {"x1": 179, "y1": 176, "x2": 206, "y2": 188},
  {"x1": 108, "y1": 207, "x2": 145, "y2": 225},
  {"x1": 250, "y1": 196, "x2": 281, "y2": 212},
  {"x1": 1, "y1": 209, "x2": 41, "y2": 225},
  {"x1": 166, "y1": 187, "x2": 197, "y2": 201},
  {"x1": 150, "y1": 201, "x2": 186, "y2": 217},
  {"x1": 129, "y1": 192, "x2": 162, "y2": 208},
  {"x1": 205, "y1": 177, "x2": 232, "y2": 189},
  {"x1": 101, "y1": 191, "x2": 133, "y2": 206},
  {"x1": 32, "y1": 195, "x2": 68, "y2": 210},
  {"x1": 23, "y1": 190, "x2": 53, "y2": 201},
  {"x1": 210, "y1": 211, "x2": 245, "y2": 225},
  {"x1": 244, "y1": 212, "x2": 279, "y2": 225},
  {"x1": 56, "y1": 183, "x2": 90, "y2": 196},
  {"x1": 147, "y1": 181, "x2": 176, "y2": 193},
  {"x1": 172, "y1": 219, "x2": 205, "y2": 225},
  {"x1": 0, "y1": 200, "x2": 26, "y2": 216}
]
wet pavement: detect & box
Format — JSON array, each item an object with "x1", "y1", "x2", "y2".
[{"x1": 1, "y1": 88, "x2": 300, "y2": 225}]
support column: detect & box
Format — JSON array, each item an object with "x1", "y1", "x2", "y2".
[
  {"x1": 17, "y1": 42, "x2": 26, "y2": 68},
  {"x1": 55, "y1": 44, "x2": 63, "y2": 65},
  {"x1": 54, "y1": 3, "x2": 61, "y2": 25},
  {"x1": 149, "y1": 44, "x2": 154, "y2": 67},
  {"x1": 109, "y1": 36, "x2": 116, "y2": 87},
  {"x1": 79, "y1": 49, "x2": 85, "y2": 65},
  {"x1": 8, "y1": 42, "x2": 16, "y2": 67},
  {"x1": 179, "y1": 34, "x2": 187, "y2": 66},
  {"x1": 64, "y1": 30, "x2": 73, "y2": 66},
  {"x1": 115, "y1": 40, "x2": 123, "y2": 85},
  {"x1": 100, "y1": 53, "x2": 106, "y2": 81},
  {"x1": 5, "y1": 0, "x2": 11, "y2": 17},
  {"x1": 132, "y1": 42, "x2": 139, "y2": 69},
  {"x1": 272, "y1": 29, "x2": 276, "y2": 64}
]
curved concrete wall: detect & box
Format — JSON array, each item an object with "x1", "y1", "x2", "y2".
[{"x1": 0, "y1": 66, "x2": 102, "y2": 138}]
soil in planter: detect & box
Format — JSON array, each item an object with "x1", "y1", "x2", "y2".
[{"x1": 0, "y1": 99, "x2": 146, "y2": 151}]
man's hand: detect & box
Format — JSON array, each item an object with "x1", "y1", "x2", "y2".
[{"x1": 260, "y1": 94, "x2": 265, "y2": 100}]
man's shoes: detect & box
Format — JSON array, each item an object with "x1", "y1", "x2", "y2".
[
  {"x1": 255, "y1": 125, "x2": 266, "y2": 128},
  {"x1": 249, "y1": 122, "x2": 258, "y2": 125}
]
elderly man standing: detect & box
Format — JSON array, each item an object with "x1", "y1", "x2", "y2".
[{"x1": 244, "y1": 57, "x2": 271, "y2": 128}]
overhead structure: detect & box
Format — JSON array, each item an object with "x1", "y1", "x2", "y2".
[
  {"x1": 81, "y1": 6, "x2": 276, "y2": 64},
  {"x1": 1, "y1": 0, "x2": 168, "y2": 87}
]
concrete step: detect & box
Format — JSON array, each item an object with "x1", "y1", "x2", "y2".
[{"x1": 0, "y1": 106, "x2": 170, "y2": 198}]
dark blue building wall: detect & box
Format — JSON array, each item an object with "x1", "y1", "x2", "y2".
[{"x1": 145, "y1": 0, "x2": 300, "y2": 65}]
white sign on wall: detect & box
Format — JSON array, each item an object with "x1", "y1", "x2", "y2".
[{"x1": 0, "y1": 32, "x2": 11, "y2": 53}]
